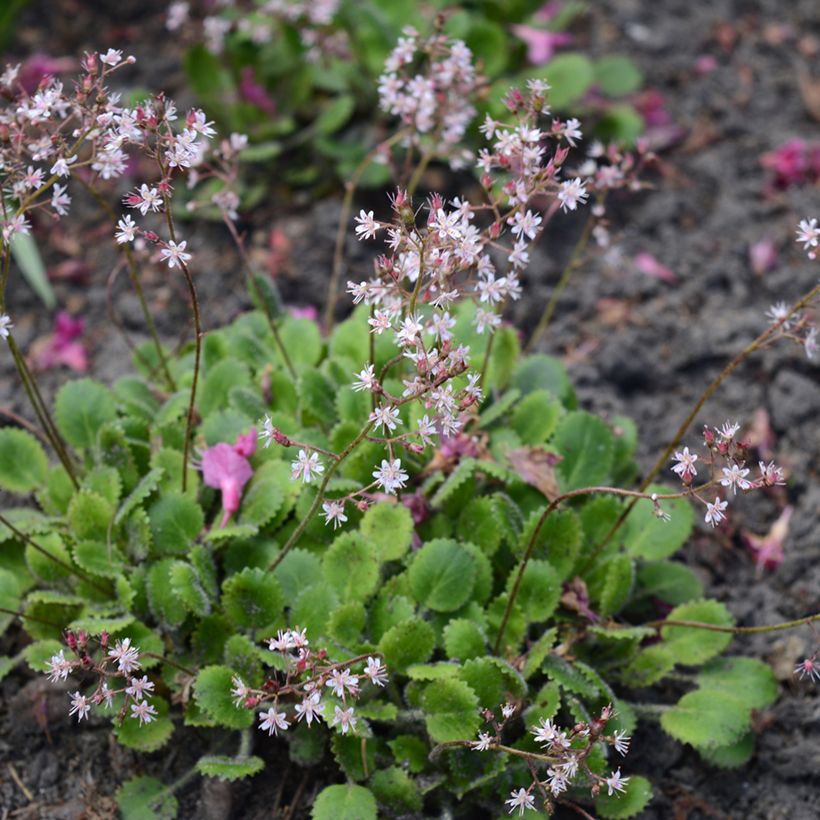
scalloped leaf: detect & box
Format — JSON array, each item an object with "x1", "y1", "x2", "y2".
[
  {"x1": 478, "y1": 389, "x2": 521, "y2": 428},
  {"x1": 378, "y1": 618, "x2": 435, "y2": 674},
  {"x1": 409, "y1": 538, "x2": 476, "y2": 613},
  {"x1": 82, "y1": 466, "x2": 122, "y2": 507},
  {"x1": 114, "y1": 696, "x2": 174, "y2": 752},
  {"x1": 0, "y1": 428, "x2": 48, "y2": 493},
  {"x1": 115, "y1": 468, "x2": 164, "y2": 526},
  {"x1": 238, "y1": 460, "x2": 286, "y2": 528},
  {"x1": 370, "y1": 766, "x2": 422, "y2": 814},
  {"x1": 72, "y1": 541, "x2": 126, "y2": 578},
  {"x1": 54, "y1": 378, "x2": 117, "y2": 449},
  {"x1": 443, "y1": 618, "x2": 486, "y2": 661},
  {"x1": 505, "y1": 559, "x2": 560, "y2": 623},
  {"x1": 199, "y1": 358, "x2": 251, "y2": 418},
  {"x1": 511, "y1": 353, "x2": 573, "y2": 406},
  {"x1": 146, "y1": 558, "x2": 188, "y2": 627},
  {"x1": 422, "y1": 678, "x2": 481, "y2": 743},
  {"x1": 661, "y1": 600, "x2": 734, "y2": 665},
  {"x1": 554, "y1": 411, "x2": 614, "y2": 491},
  {"x1": 311, "y1": 784, "x2": 377, "y2": 820},
  {"x1": 623, "y1": 644, "x2": 676, "y2": 687},
  {"x1": 148, "y1": 493, "x2": 204, "y2": 556},
  {"x1": 623, "y1": 483, "x2": 694, "y2": 560},
  {"x1": 221, "y1": 567, "x2": 283, "y2": 630},
  {"x1": 698, "y1": 732, "x2": 755, "y2": 768},
  {"x1": 194, "y1": 665, "x2": 254, "y2": 729},
  {"x1": 511, "y1": 389, "x2": 561, "y2": 444},
  {"x1": 169, "y1": 560, "x2": 211, "y2": 617},
  {"x1": 291, "y1": 581, "x2": 338, "y2": 639},
  {"x1": 661, "y1": 690, "x2": 750, "y2": 748},
  {"x1": 459, "y1": 656, "x2": 526, "y2": 709},
  {"x1": 196, "y1": 754, "x2": 264, "y2": 781},
  {"x1": 323, "y1": 532, "x2": 380, "y2": 602},
  {"x1": 522, "y1": 627, "x2": 557, "y2": 679},
  {"x1": 68, "y1": 491, "x2": 113, "y2": 541},
  {"x1": 457, "y1": 497, "x2": 503, "y2": 556},
  {"x1": 24, "y1": 532, "x2": 72, "y2": 585},
  {"x1": 116, "y1": 776, "x2": 178, "y2": 820},
  {"x1": 360, "y1": 503, "x2": 413, "y2": 561},
  {"x1": 695, "y1": 657, "x2": 778, "y2": 710},
  {"x1": 595, "y1": 774, "x2": 652, "y2": 819},
  {"x1": 635, "y1": 560, "x2": 704, "y2": 605},
  {"x1": 273, "y1": 549, "x2": 323, "y2": 607}
]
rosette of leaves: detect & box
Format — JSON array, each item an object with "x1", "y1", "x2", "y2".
[{"x1": 0, "y1": 300, "x2": 775, "y2": 818}]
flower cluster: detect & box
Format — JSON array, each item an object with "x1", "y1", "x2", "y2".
[
  {"x1": 378, "y1": 29, "x2": 481, "y2": 169},
  {"x1": 44, "y1": 632, "x2": 158, "y2": 726},
  {"x1": 668, "y1": 420, "x2": 786, "y2": 529},
  {"x1": 470, "y1": 703, "x2": 632, "y2": 815},
  {"x1": 230, "y1": 628, "x2": 388, "y2": 738}
]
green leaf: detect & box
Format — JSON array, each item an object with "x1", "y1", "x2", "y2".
[
  {"x1": 661, "y1": 690, "x2": 751, "y2": 748},
  {"x1": 291, "y1": 582, "x2": 338, "y2": 639},
  {"x1": 457, "y1": 497, "x2": 503, "y2": 556},
  {"x1": 146, "y1": 558, "x2": 188, "y2": 627},
  {"x1": 148, "y1": 493, "x2": 204, "y2": 556},
  {"x1": 523, "y1": 628, "x2": 557, "y2": 679},
  {"x1": 222, "y1": 567, "x2": 283, "y2": 630},
  {"x1": 323, "y1": 532, "x2": 380, "y2": 602},
  {"x1": 378, "y1": 618, "x2": 435, "y2": 674},
  {"x1": 54, "y1": 379, "x2": 117, "y2": 449},
  {"x1": 9, "y1": 229, "x2": 55, "y2": 307},
  {"x1": 328, "y1": 600, "x2": 366, "y2": 646},
  {"x1": 511, "y1": 389, "x2": 561, "y2": 444},
  {"x1": 554, "y1": 411, "x2": 614, "y2": 491},
  {"x1": 485, "y1": 326, "x2": 520, "y2": 391},
  {"x1": 512, "y1": 354, "x2": 573, "y2": 406},
  {"x1": 623, "y1": 645, "x2": 676, "y2": 687},
  {"x1": 67, "y1": 491, "x2": 113, "y2": 541},
  {"x1": 696, "y1": 657, "x2": 778, "y2": 710},
  {"x1": 409, "y1": 538, "x2": 476, "y2": 612},
  {"x1": 505, "y1": 559, "x2": 560, "y2": 623},
  {"x1": 532, "y1": 53, "x2": 595, "y2": 108},
  {"x1": 114, "y1": 696, "x2": 174, "y2": 753},
  {"x1": 25, "y1": 532, "x2": 72, "y2": 585},
  {"x1": 698, "y1": 732, "x2": 755, "y2": 768},
  {"x1": 596, "y1": 553, "x2": 635, "y2": 617},
  {"x1": 516, "y1": 508, "x2": 581, "y2": 579},
  {"x1": 443, "y1": 618, "x2": 486, "y2": 661},
  {"x1": 422, "y1": 678, "x2": 481, "y2": 743},
  {"x1": 623, "y1": 484, "x2": 694, "y2": 560},
  {"x1": 194, "y1": 665, "x2": 254, "y2": 729},
  {"x1": 238, "y1": 461, "x2": 285, "y2": 528},
  {"x1": 360, "y1": 503, "x2": 413, "y2": 561},
  {"x1": 0, "y1": 428, "x2": 48, "y2": 493},
  {"x1": 661, "y1": 600, "x2": 734, "y2": 665},
  {"x1": 169, "y1": 561, "x2": 211, "y2": 617},
  {"x1": 311, "y1": 784, "x2": 377, "y2": 820},
  {"x1": 315, "y1": 94, "x2": 356, "y2": 135},
  {"x1": 196, "y1": 754, "x2": 264, "y2": 781},
  {"x1": 594, "y1": 55, "x2": 644, "y2": 97},
  {"x1": 199, "y1": 358, "x2": 251, "y2": 418},
  {"x1": 595, "y1": 775, "x2": 652, "y2": 819},
  {"x1": 116, "y1": 776, "x2": 178, "y2": 820},
  {"x1": 459, "y1": 656, "x2": 525, "y2": 709},
  {"x1": 273, "y1": 549, "x2": 323, "y2": 607},
  {"x1": 280, "y1": 317, "x2": 322, "y2": 368},
  {"x1": 369, "y1": 766, "x2": 422, "y2": 813},
  {"x1": 22, "y1": 639, "x2": 63, "y2": 674},
  {"x1": 388, "y1": 735, "x2": 429, "y2": 774},
  {"x1": 82, "y1": 466, "x2": 122, "y2": 506},
  {"x1": 635, "y1": 561, "x2": 704, "y2": 605}
]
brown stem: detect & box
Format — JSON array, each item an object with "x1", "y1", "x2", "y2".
[
  {"x1": 0, "y1": 407, "x2": 50, "y2": 446},
  {"x1": 141, "y1": 651, "x2": 196, "y2": 676},
  {"x1": 0, "y1": 605, "x2": 64, "y2": 629},
  {"x1": 580, "y1": 280, "x2": 820, "y2": 574},
  {"x1": 643, "y1": 613, "x2": 820, "y2": 635}
]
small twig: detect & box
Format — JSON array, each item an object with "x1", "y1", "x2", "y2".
[
  {"x1": 643, "y1": 613, "x2": 820, "y2": 635},
  {"x1": 7, "y1": 764, "x2": 33, "y2": 802}
]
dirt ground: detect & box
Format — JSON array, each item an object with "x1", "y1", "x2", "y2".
[{"x1": 1, "y1": 0, "x2": 819, "y2": 818}]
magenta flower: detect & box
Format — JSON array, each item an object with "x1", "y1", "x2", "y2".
[
  {"x1": 239, "y1": 66, "x2": 276, "y2": 115},
  {"x1": 511, "y1": 25, "x2": 572, "y2": 65},
  {"x1": 742, "y1": 506, "x2": 792, "y2": 572},
  {"x1": 199, "y1": 430, "x2": 256, "y2": 528},
  {"x1": 31, "y1": 311, "x2": 88, "y2": 372}
]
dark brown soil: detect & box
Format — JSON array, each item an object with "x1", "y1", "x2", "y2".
[{"x1": 1, "y1": 0, "x2": 818, "y2": 818}]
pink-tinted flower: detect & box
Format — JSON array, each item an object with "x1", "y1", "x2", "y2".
[
  {"x1": 511, "y1": 25, "x2": 572, "y2": 66},
  {"x1": 742, "y1": 505, "x2": 792, "y2": 572},
  {"x1": 633, "y1": 252, "x2": 677, "y2": 284},
  {"x1": 239, "y1": 66, "x2": 276, "y2": 115},
  {"x1": 199, "y1": 430, "x2": 256, "y2": 528},
  {"x1": 31, "y1": 311, "x2": 88, "y2": 372},
  {"x1": 288, "y1": 305, "x2": 318, "y2": 321},
  {"x1": 760, "y1": 139, "x2": 820, "y2": 190},
  {"x1": 748, "y1": 239, "x2": 778, "y2": 275}
]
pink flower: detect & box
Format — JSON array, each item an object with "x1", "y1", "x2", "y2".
[
  {"x1": 749, "y1": 239, "x2": 778, "y2": 275},
  {"x1": 511, "y1": 25, "x2": 572, "y2": 66},
  {"x1": 31, "y1": 311, "x2": 88, "y2": 372},
  {"x1": 199, "y1": 430, "x2": 256, "y2": 528},
  {"x1": 633, "y1": 252, "x2": 677, "y2": 284},
  {"x1": 760, "y1": 139, "x2": 820, "y2": 190},
  {"x1": 239, "y1": 66, "x2": 276, "y2": 115},
  {"x1": 742, "y1": 506, "x2": 792, "y2": 572}
]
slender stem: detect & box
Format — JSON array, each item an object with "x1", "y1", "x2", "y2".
[
  {"x1": 222, "y1": 215, "x2": 297, "y2": 380},
  {"x1": 324, "y1": 130, "x2": 408, "y2": 333},
  {"x1": 0, "y1": 408, "x2": 50, "y2": 445},
  {"x1": 644, "y1": 613, "x2": 820, "y2": 635},
  {"x1": 78, "y1": 178, "x2": 175, "y2": 389},
  {"x1": 141, "y1": 651, "x2": 196, "y2": 676},
  {"x1": 581, "y1": 281, "x2": 820, "y2": 573},
  {"x1": 268, "y1": 421, "x2": 376, "y2": 571},
  {"x1": 525, "y1": 205, "x2": 598, "y2": 353},
  {"x1": 407, "y1": 148, "x2": 434, "y2": 198},
  {"x1": 430, "y1": 740, "x2": 556, "y2": 765},
  {"x1": 0, "y1": 514, "x2": 108, "y2": 594},
  {"x1": 0, "y1": 605, "x2": 64, "y2": 629}
]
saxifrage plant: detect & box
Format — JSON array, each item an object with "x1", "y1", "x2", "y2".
[{"x1": 0, "y1": 32, "x2": 819, "y2": 820}]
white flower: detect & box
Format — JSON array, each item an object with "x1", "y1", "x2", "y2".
[
  {"x1": 322, "y1": 500, "x2": 348, "y2": 529},
  {"x1": 130, "y1": 184, "x2": 162, "y2": 215},
  {"x1": 509, "y1": 209, "x2": 542, "y2": 240},
  {"x1": 291, "y1": 449, "x2": 324, "y2": 483},
  {"x1": 471, "y1": 731, "x2": 492, "y2": 751},
  {"x1": 326, "y1": 668, "x2": 359, "y2": 698},
  {"x1": 231, "y1": 676, "x2": 248, "y2": 707},
  {"x1": 354, "y1": 209, "x2": 379, "y2": 240},
  {"x1": 130, "y1": 700, "x2": 158, "y2": 725},
  {"x1": 557, "y1": 178, "x2": 589, "y2": 212},
  {"x1": 717, "y1": 420, "x2": 740, "y2": 441},
  {"x1": 720, "y1": 464, "x2": 751, "y2": 495},
  {"x1": 259, "y1": 707, "x2": 290, "y2": 735},
  {"x1": 604, "y1": 768, "x2": 630, "y2": 796},
  {"x1": 125, "y1": 675, "x2": 154, "y2": 701},
  {"x1": 46, "y1": 650, "x2": 71, "y2": 682},
  {"x1": 368, "y1": 309, "x2": 393, "y2": 335},
  {"x1": 758, "y1": 461, "x2": 786, "y2": 486},
  {"x1": 532, "y1": 718, "x2": 558, "y2": 745},
  {"x1": 50, "y1": 155, "x2": 77, "y2": 177},
  {"x1": 561, "y1": 117, "x2": 583, "y2": 147},
  {"x1": 51, "y1": 184, "x2": 71, "y2": 216},
  {"x1": 100, "y1": 49, "x2": 123, "y2": 66},
  {"x1": 795, "y1": 217, "x2": 819, "y2": 251},
  {"x1": 364, "y1": 656, "x2": 388, "y2": 687},
  {"x1": 805, "y1": 327, "x2": 818, "y2": 360},
  {"x1": 330, "y1": 704, "x2": 357, "y2": 734},
  {"x1": 794, "y1": 657, "x2": 820, "y2": 682},
  {"x1": 69, "y1": 691, "x2": 91, "y2": 721},
  {"x1": 416, "y1": 415, "x2": 436, "y2": 447},
  {"x1": 99, "y1": 683, "x2": 115, "y2": 709},
  {"x1": 505, "y1": 788, "x2": 536, "y2": 816},
  {"x1": 613, "y1": 730, "x2": 630, "y2": 756},
  {"x1": 0, "y1": 314, "x2": 13, "y2": 340},
  {"x1": 704, "y1": 497, "x2": 728, "y2": 528},
  {"x1": 501, "y1": 702, "x2": 515, "y2": 719},
  {"x1": 352, "y1": 364, "x2": 377, "y2": 392},
  {"x1": 160, "y1": 240, "x2": 192, "y2": 269},
  {"x1": 295, "y1": 691, "x2": 323, "y2": 726},
  {"x1": 764, "y1": 301, "x2": 790, "y2": 327},
  {"x1": 671, "y1": 446, "x2": 698, "y2": 479},
  {"x1": 369, "y1": 404, "x2": 401, "y2": 433},
  {"x1": 108, "y1": 638, "x2": 141, "y2": 675},
  {"x1": 115, "y1": 215, "x2": 137, "y2": 244},
  {"x1": 372, "y1": 458, "x2": 408, "y2": 494}
]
